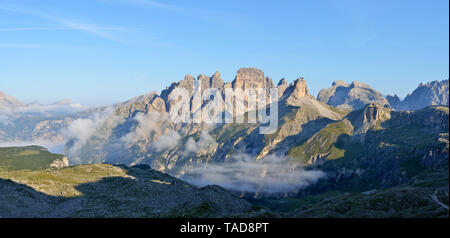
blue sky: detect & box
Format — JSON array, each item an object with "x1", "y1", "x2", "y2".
[{"x1": 0, "y1": 0, "x2": 448, "y2": 105}]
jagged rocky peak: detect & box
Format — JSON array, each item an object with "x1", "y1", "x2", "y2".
[
  {"x1": 317, "y1": 80, "x2": 389, "y2": 111},
  {"x1": 293, "y1": 77, "x2": 310, "y2": 98},
  {"x1": 178, "y1": 74, "x2": 196, "y2": 93},
  {"x1": 277, "y1": 78, "x2": 289, "y2": 98},
  {"x1": 213, "y1": 70, "x2": 221, "y2": 80},
  {"x1": 386, "y1": 79, "x2": 449, "y2": 111},
  {"x1": 232, "y1": 67, "x2": 275, "y2": 90},
  {"x1": 197, "y1": 71, "x2": 224, "y2": 91},
  {"x1": 385, "y1": 94, "x2": 401, "y2": 109},
  {"x1": 278, "y1": 78, "x2": 288, "y2": 86},
  {"x1": 283, "y1": 77, "x2": 311, "y2": 100},
  {"x1": 114, "y1": 92, "x2": 166, "y2": 117}
]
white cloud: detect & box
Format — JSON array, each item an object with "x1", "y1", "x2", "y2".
[
  {"x1": 153, "y1": 130, "x2": 181, "y2": 152},
  {"x1": 120, "y1": 111, "x2": 181, "y2": 151},
  {"x1": 184, "y1": 130, "x2": 217, "y2": 155},
  {"x1": 182, "y1": 154, "x2": 326, "y2": 194},
  {"x1": 63, "y1": 107, "x2": 122, "y2": 163},
  {"x1": 0, "y1": 103, "x2": 87, "y2": 125}
]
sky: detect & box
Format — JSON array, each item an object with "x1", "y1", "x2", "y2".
[{"x1": 0, "y1": 0, "x2": 448, "y2": 105}]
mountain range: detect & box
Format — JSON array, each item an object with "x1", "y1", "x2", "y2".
[
  {"x1": 0, "y1": 92, "x2": 88, "y2": 149},
  {"x1": 386, "y1": 80, "x2": 449, "y2": 111},
  {"x1": 0, "y1": 68, "x2": 448, "y2": 217}
]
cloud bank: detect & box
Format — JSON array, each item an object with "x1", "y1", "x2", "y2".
[
  {"x1": 182, "y1": 153, "x2": 326, "y2": 194},
  {"x1": 63, "y1": 107, "x2": 122, "y2": 163}
]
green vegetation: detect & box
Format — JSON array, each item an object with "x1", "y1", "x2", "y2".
[
  {"x1": 0, "y1": 146, "x2": 65, "y2": 171},
  {"x1": 0, "y1": 162, "x2": 253, "y2": 218},
  {"x1": 290, "y1": 185, "x2": 449, "y2": 218},
  {"x1": 214, "y1": 123, "x2": 251, "y2": 143},
  {"x1": 0, "y1": 163, "x2": 131, "y2": 197},
  {"x1": 287, "y1": 120, "x2": 360, "y2": 164}
]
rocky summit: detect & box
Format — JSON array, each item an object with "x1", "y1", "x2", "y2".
[
  {"x1": 387, "y1": 79, "x2": 449, "y2": 111},
  {"x1": 317, "y1": 80, "x2": 390, "y2": 110}
]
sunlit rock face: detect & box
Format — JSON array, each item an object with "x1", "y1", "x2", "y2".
[{"x1": 317, "y1": 80, "x2": 390, "y2": 110}]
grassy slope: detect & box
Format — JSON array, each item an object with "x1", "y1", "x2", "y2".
[
  {"x1": 0, "y1": 146, "x2": 64, "y2": 171},
  {"x1": 0, "y1": 164, "x2": 131, "y2": 197},
  {"x1": 287, "y1": 120, "x2": 363, "y2": 164}
]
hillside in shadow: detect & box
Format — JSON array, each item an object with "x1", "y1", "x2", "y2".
[{"x1": 0, "y1": 164, "x2": 252, "y2": 218}]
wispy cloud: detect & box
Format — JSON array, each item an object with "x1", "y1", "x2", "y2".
[
  {"x1": 98, "y1": 0, "x2": 249, "y2": 27},
  {"x1": 98, "y1": 0, "x2": 180, "y2": 11},
  {"x1": 0, "y1": 4, "x2": 129, "y2": 44},
  {"x1": 182, "y1": 153, "x2": 326, "y2": 194},
  {"x1": 0, "y1": 26, "x2": 126, "y2": 32},
  {"x1": 0, "y1": 43, "x2": 67, "y2": 49}
]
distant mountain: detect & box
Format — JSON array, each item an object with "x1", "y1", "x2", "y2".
[
  {"x1": 0, "y1": 92, "x2": 89, "y2": 147},
  {"x1": 0, "y1": 91, "x2": 23, "y2": 107},
  {"x1": 386, "y1": 79, "x2": 449, "y2": 111},
  {"x1": 317, "y1": 80, "x2": 390, "y2": 110}
]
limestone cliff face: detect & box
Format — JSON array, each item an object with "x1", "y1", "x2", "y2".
[
  {"x1": 114, "y1": 92, "x2": 166, "y2": 118},
  {"x1": 386, "y1": 79, "x2": 449, "y2": 111},
  {"x1": 232, "y1": 68, "x2": 276, "y2": 106},
  {"x1": 232, "y1": 68, "x2": 274, "y2": 91},
  {"x1": 282, "y1": 77, "x2": 314, "y2": 106},
  {"x1": 317, "y1": 80, "x2": 390, "y2": 110}
]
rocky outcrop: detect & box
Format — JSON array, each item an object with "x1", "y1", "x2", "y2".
[
  {"x1": 386, "y1": 79, "x2": 449, "y2": 111},
  {"x1": 232, "y1": 68, "x2": 276, "y2": 105},
  {"x1": 232, "y1": 68, "x2": 274, "y2": 92},
  {"x1": 283, "y1": 77, "x2": 313, "y2": 105},
  {"x1": 50, "y1": 156, "x2": 69, "y2": 169},
  {"x1": 347, "y1": 103, "x2": 391, "y2": 135},
  {"x1": 277, "y1": 78, "x2": 289, "y2": 98},
  {"x1": 317, "y1": 80, "x2": 390, "y2": 110}
]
